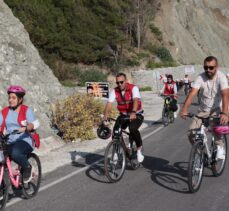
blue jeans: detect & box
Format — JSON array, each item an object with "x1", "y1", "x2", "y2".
[{"x1": 7, "y1": 141, "x2": 33, "y2": 170}]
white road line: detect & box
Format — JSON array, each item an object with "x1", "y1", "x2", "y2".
[{"x1": 7, "y1": 124, "x2": 164, "y2": 207}]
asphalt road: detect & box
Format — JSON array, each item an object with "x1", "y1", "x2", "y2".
[{"x1": 6, "y1": 95, "x2": 229, "y2": 211}]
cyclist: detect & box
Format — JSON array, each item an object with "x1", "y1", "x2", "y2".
[
  {"x1": 160, "y1": 74, "x2": 178, "y2": 118},
  {"x1": 183, "y1": 74, "x2": 191, "y2": 95},
  {"x1": 180, "y1": 56, "x2": 228, "y2": 159},
  {"x1": 0, "y1": 86, "x2": 40, "y2": 182},
  {"x1": 103, "y1": 72, "x2": 144, "y2": 163}
]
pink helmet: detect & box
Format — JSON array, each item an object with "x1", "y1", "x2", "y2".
[
  {"x1": 7, "y1": 85, "x2": 26, "y2": 96},
  {"x1": 213, "y1": 125, "x2": 229, "y2": 135}
]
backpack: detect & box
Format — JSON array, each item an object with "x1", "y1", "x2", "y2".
[{"x1": 1, "y1": 105, "x2": 40, "y2": 148}]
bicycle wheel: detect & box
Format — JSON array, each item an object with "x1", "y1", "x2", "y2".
[
  {"x1": 0, "y1": 170, "x2": 9, "y2": 211},
  {"x1": 22, "y1": 153, "x2": 42, "y2": 199},
  {"x1": 211, "y1": 135, "x2": 227, "y2": 177},
  {"x1": 187, "y1": 141, "x2": 204, "y2": 193},
  {"x1": 162, "y1": 108, "x2": 169, "y2": 126},
  {"x1": 104, "y1": 140, "x2": 126, "y2": 183},
  {"x1": 169, "y1": 111, "x2": 174, "y2": 123}
]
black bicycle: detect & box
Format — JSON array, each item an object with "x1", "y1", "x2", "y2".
[
  {"x1": 186, "y1": 114, "x2": 227, "y2": 193},
  {"x1": 160, "y1": 94, "x2": 175, "y2": 126},
  {"x1": 104, "y1": 117, "x2": 141, "y2": 183}
]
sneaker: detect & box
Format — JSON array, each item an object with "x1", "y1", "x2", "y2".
[
  {"x1": 174, "y1": 112, "x2": 177, "y2": 118},
  {"x1": 137, "y1": 150, "x2": 144, "y2": 163},
  {"x1": 216, "y1": 145, "x2": 225, "y2": 160},
  {"x1": 23, "y1": 165, "x2": 32, "y2": 183}
]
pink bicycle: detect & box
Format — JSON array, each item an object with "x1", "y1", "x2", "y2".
[{"x1": 0, "y1": 130, "x2": 41, "y2": 210}]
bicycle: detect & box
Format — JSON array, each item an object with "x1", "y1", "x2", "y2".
[
  {"x1": 184, "y1": 83, "x2": 191, "y2": 96},
  {"x1": 160, "y1": 94, "x2": 176, "y2": 126},
  {"x1": 0, "y1": 130, "x2": 42, "y2": 210},
  {"x1": 186, "y1": 113, "x2": 227, "y2": 193},
  {"x1": 104, "y1": 116, "x2": 141, "y2": 183}
]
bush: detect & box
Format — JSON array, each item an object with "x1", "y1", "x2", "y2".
[
  {"x1": 75, "y1": 68, "x2": 108, "y2": 86},
  {"x1": 139, "y1": 86, "x2": 152, "y2": 91},
  {"x1": 149, "y1": 23, "x2": 162, "y2": 38},
  {"x1": 147, "y1": 61, "x2": 177, "y2": 69},
  {"x1": 148, "y1": 45, "x2": 174, "y2": 62},
  {"x1": 51, "y1": 94, "x2": 117, "y2": 142}
]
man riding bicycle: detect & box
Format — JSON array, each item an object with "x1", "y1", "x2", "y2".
[
  {"x1": 180, "y1": 56, "x2": 229, "y2": 159},
  {"x1": 103, "y1": 72, "x2": 144, "y2": 163},
  {"x1": 160, "y1": 74, "x2": 178, "y2": 118}
]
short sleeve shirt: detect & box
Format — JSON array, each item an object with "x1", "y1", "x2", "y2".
[
  {"x1": 108, "y1": 86, "x2": 141, "y2": 103},
  {"x1": 192, "y1": 71, "x2": 228, "y2": 112},
  {"x1": 0, "y1": 107, "x2": 38, "y2": 147}
]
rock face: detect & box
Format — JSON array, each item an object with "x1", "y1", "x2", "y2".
[
  {"x1": 154, "y1": 0, "x2": 229, "y2": 67},
  {"x1": 0, "y1": 2, "x2": 64, "y2": 137}
]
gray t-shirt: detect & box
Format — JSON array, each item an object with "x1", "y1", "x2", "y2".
[{"x1": 192, "y1": 71, "x2": 228, "y2": 112}]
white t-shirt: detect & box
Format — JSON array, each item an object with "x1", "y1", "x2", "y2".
[
  {"x1": 192, "y1": 71, "x2": 228, "y2": 112},
  {"x1": 108, "y1": 86, "x2": 141, "y2": 103}
]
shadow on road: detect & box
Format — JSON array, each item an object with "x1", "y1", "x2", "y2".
[{"x1": 143, "y1": 155, "x2": 190, "y2": 193}]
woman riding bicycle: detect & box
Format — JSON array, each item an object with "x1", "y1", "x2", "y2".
[
  {"x1": 160, "y1": 74, "x2": 178, "y2": 118},
  {"x1": 0, "y1": 86, "x2": 40, "y2": 182}
]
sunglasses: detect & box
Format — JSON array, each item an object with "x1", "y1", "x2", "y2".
[
  {"x1": 204, "y1": 66, "x2": 216, "y2": 71},
  {"x1": 116, "y1": 81, "x2": 124, "y2": 85}
]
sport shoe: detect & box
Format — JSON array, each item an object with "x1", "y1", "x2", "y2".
[
  {"x1": 137, "y1": 150, "x2": 144, "y2": 163},
  {"x1": 23, "y1": 165, "x2": 32, "y2": 183},
  {"x1": 174, "y1": 112, "x2": 177, "y2": 118},
  {"x1": 216, "y1": 145, "x2": 225, "y2": 160}
]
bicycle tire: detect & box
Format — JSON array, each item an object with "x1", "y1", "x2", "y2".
[
  {"x1": 162, "y1": 108, "x2": 169, "y2": 126},
  {"x1": 187, "y1": 140, "x2": 204, "y2": 193},
  {"x1": 104, "y1": 140, "x2": 126, "y2": 183},
  {"x1": 0, "y1": 169, "x2": 9, "y2": 211},
  {"x1": 22, "y1": 153, "x2": 42, "y2": 199},
  {"x1": 169, "y1": 111, "x2": 174, "y2": 123},
  {"x1": 211, "y1": 135, "x2": 227, "y2": 177}
]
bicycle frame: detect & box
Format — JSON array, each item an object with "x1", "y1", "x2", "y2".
[
  {"x1": 198, "y1": 124, "x2": 213, "y2": 159},
  {"x1": 0, "y1": 156, "x2": 21, "y2": 188}
]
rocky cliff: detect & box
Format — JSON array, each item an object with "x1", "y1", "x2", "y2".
[
  {"x1": 154, "y1": 0, "x2": 229, "y2": 67},
  {"x1": 0, "y1": 2, "x2": 64, "y2": 137}
]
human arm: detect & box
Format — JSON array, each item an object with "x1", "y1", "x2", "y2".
[
  {"x1": 220, "y1": 88, "x2": 229, "y2": 124},
  {"x1": 180, "y1": 88, "x2": 199, "y2": 119},
  {"x1": 130, "y1": 86, "x2": 141, "y2": 120},
  {"x1": 18, "y1": 107, "x2": 40, "y2": 133}
]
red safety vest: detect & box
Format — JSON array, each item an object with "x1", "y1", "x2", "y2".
[
  {"x1": 114, "y1": 83, "x2": 142, "y2": 114},
  {"x1": 0, "y1": 105, "x2": 40, "y2": 148},
  {"x1": 164, "y1": 82, "x2": 176, "y2": 95}
]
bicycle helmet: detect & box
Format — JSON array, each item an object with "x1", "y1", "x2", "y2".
[
  {"x1": 213, "y1": 125, "x2": 229, "y2": 135},
  {"x1": 7, "y1": 85, "x2": 26, "y2": 97},
  {"x1": 97, "y1": 123, "x2": 111, "y2": 139}
]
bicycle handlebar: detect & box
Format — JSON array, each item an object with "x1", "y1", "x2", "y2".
[{"x1": 184, "y1": 113, "x2": 220, "y2": 121}]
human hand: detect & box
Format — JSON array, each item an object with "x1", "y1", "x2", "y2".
[
  {"x1": 220, "y1": 113, "x2": 228, "y2": 125},
  {"x1": 180, "y1": 110, "x2": 188, "y2": 119},
  {"x1": 18, "y1": 126, "x2": 26, "y2": 133},
  {"x1": 130, "y1": 112, "x2": 136, "y2": 121}
]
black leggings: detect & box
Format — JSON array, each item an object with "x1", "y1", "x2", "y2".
[{"x1": 113, "y1": 114, "x2": 144, "y2": 148}]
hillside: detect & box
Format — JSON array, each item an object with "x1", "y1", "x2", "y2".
[{"x1": 154, "y1": 0, "x2": 229, "y2": 67}]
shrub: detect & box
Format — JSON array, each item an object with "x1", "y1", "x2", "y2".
[
  {"x1": 148, "y1": 45, "x2": 174, "y2": 62},
  {"x1": 51, "y1": 94, "x2": 117, "y2": 142},
  {"x1": 75, "y1": 68, "x2": 108, "y2": 86},
  {"x1": 147, "y1": 61, "x2": 177, "y2": 69},
  {"x1": 139, "y1": 86, "x2": 152, "y2": 91},
  {"x1": 149, "y1": 23, "x2": 162, "y2": 38}
]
